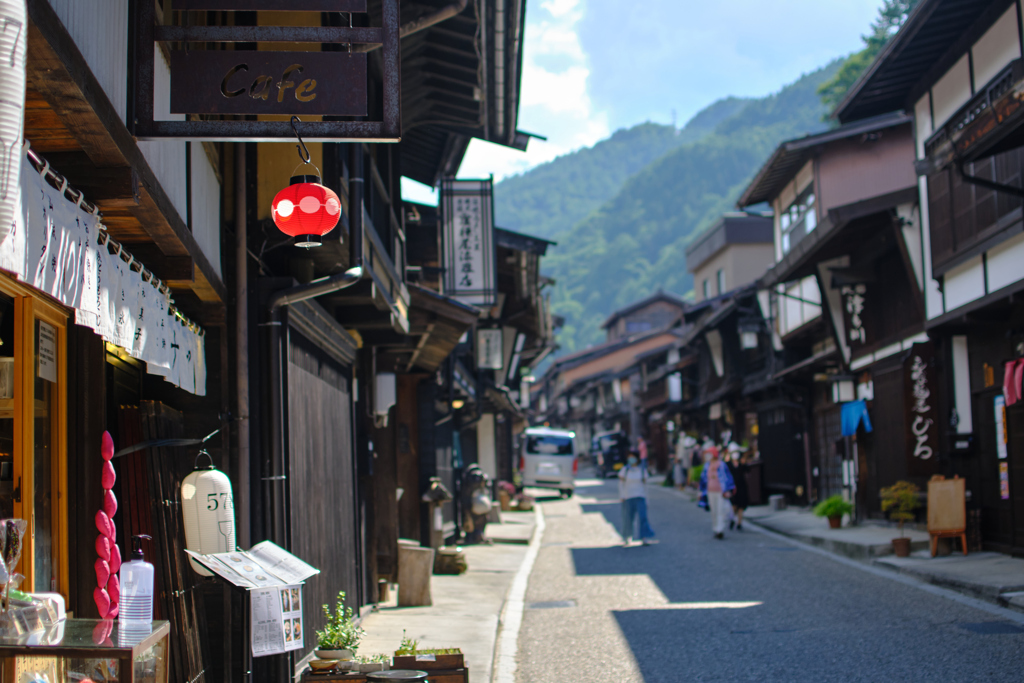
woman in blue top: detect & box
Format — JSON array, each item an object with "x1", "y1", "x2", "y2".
[{"x1": 699, "y1": 445, "x2": 736, "y2": 539}]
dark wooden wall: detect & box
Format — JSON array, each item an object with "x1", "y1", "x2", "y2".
[
  {"x1": 286, "y1": 331, "x2": 359, "y2": 644},
  {"x1": 396, "y1": 375, "x2": 425, "y2": 543}
]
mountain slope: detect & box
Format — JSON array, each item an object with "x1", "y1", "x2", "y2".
[
  {"x1": 492, "y1": 97, "x2": 749, "y2": 240},
  {"x1": 544, "y1": 60, "x2": 842, "y2": 354}
]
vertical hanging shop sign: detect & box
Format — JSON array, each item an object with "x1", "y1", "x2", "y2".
[
  {"x1": 840, "y1": 284, "x2": 870, "y2": 347},
  {"x1": 476, "y1": 328, "x2": 503, "y2": 370},
  {"x1": 441, "y1": 178, "x2": 496, "y2": 307},
  {"x1": 904, "y1": 342, "x2": 940, "y2": 476},
  {"x1": 995, "y1": 394, "x2": 1008, "y2": 460}
]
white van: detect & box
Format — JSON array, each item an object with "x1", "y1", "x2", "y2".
[{"x1": 519, "y1": 427, "x2": 577, "y2": 497}]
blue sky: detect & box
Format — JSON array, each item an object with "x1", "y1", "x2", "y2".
[{"x1": 403, "y1": 0, "x2": 883, "y2": 202}]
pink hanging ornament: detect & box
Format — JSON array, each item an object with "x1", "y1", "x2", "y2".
[
  {"x1": 93, "y1": 587, "x2": 110, "y2": 616},
  {"x1": 109, "y1": 544, "x2": 122, "y2": 574},
  {"x1": 95, "y1": 535, "x2": 110, "y2": 561},
  {"x1": 101, "y1": 431, "x2": 114, "y2": 461},
  {"x1": 94, "y1": 558, "x2": 109, "y2": 587},
  {"x1": 94, "y1": 432, "x2": 121, "y2": 619},
  {"x1": 107, "y1": 574, "x2": 120, "y2": 604},
  {"x1": 95, "y1": 511, "x2": 115, "y2": 540},
  {"x1": 101, "y1": 461, "x2": 116, "y2": 490},
  {"x1": 103, "y1": 490, "x2": 117, "y2": 518}
]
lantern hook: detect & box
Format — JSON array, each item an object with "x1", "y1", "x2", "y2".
[
  {"x1": 290, "y1": 116, "x2": 311, "y2": 164},
  {"x1": 194, "y1": 449, "x2": 215, "y2": 470}
]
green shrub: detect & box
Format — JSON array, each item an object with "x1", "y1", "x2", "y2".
[
  {"x1": 880, "y1": 480, "x2": 920, "y2": 537},
  {"x1": 316, "y1": 591, "x2": 364, "y2": 651},
  {"x1": 813, "y1": 495, "x2": 853, "y2": 519}
]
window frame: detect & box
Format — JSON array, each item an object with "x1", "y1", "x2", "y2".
[{"x1": 0, "y1": 273, "x2": 68, "y2": 597}]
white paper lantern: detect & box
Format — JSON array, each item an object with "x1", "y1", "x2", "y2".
[
  {"x1": 0, "y1": 0, "x2": 26, "y2": 247},
  {"x1": 181, "y1": 454, "x2": 236, "y2": 576}
]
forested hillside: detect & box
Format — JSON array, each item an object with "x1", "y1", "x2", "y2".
[
  {"x1": 492, "y1": 97, "x2": 750, "y2": 240},
  {"x1": 517, "y1": 60, "x2": 841, "y2": 354}
]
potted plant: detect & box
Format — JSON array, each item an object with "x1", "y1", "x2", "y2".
[
  {"x1": 393, "y1": 632, "x2": 465, "y2": 671},
  {"x1": 881, "y1": 480, "x2": 920, "y2": 557},
  {"x1": 496, "y1": 481, "x2": 516, "y2": 511},
  {"x1": 813, "y1": 495, "x2": 853, "y2": 529},
  {"x1": 514, "y1": 492, "x2": 534, "y2": 511},
  {"x1": 354, "y1": 654, "x2": 391, "y2": 673},
  {"x1": 314, "y1": 591, "x2": 365, "y2": 660}
]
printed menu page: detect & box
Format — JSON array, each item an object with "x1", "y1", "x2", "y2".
[
  {"x1": 251, "y1": 584, "x2": 304, "y2": 657},
  {"x1": 249, "y1": 540, "x2": 320, "y2": 584},
  {"x1": 186, "y1": 545, "x2": 319, "y2": 589}
]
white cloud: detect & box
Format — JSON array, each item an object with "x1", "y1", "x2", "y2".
[{"x1": 457, "y1": 0, "x2": 609, "y2": 182}]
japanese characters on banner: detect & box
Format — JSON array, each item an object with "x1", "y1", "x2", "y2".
[
  {"x1": 903, "y1": 342, "x2": 940, "y2": 477},
  {"x1": 441, "y1": 178, "x2": 496, "y2": 307},
  {"x1": 841, "y1": 284, "x2": 868, "y2": 346},
  {"x1": 0, "y1": 155, "x2": 206, "y2": 395}
]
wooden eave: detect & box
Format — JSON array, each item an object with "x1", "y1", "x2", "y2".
[{"x1": 25, "y1": 0, "x2": 226, "y2": 313}]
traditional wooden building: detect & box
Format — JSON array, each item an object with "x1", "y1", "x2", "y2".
[
  {"x1": 835, "y1": 0, "x2": 1024, "y2": 553},
  {"x1": 5, "y1": 1, "x2": 532, "y2": 681},
  {"x1": 738, "y1": 111, "x2": 925, "y2": 515}
]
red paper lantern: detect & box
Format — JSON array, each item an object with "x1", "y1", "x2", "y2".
[{"x1": 271, "y1": 175, "x2": 342, "y2": 248}]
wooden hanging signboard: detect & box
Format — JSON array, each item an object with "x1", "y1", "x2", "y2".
[
  {"x1": 174, "y1": 0, "x2": 367, "y2": 9},
  {"x1": 131, "y1": 0, "x2": 400, "y2": 141}
]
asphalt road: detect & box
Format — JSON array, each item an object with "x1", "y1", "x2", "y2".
[{"x1": 515, "y1": 470, "x2": 1024, "y2": 682}]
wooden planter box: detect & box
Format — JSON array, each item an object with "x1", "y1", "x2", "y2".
[
  {"x1": 302, "y1": 667, "x2": 468, "y2": 683},
  {"x1": 392, "y1": 654, "x2": 464, "y2": 671}
]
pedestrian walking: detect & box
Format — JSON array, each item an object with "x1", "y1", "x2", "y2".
[
  {"x1": 699, "y1": 445, "x2": 735, "y2": 539},
  {"x1": 619, "y1": 451, "x2": 658, "y2": 546},
  {"x1": 673, "y1": 435, "x2": 693, "y2": 490},
  {"x1": 726, "y1": 443, "x2": 750, "y2": 531}
]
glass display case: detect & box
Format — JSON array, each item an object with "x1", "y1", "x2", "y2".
[{"x1": 0, "y1": 619, "x2": 170, "y2": 683}]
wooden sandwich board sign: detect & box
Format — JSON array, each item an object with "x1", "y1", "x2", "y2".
[{"x1": 926, "y1": 475, "x2": 967, "y2": 557}]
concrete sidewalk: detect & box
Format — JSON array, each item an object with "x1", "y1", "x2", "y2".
[
  {"x1": 745, "y1": 505, "x2": 930, "y2": 560},
  {"x1": 744, "y1": 504, "x2": 1024, "y2": 613},
  {"x1": 485, "y1": 509, "x2": 536, "y2": 544},
  {"x1": 354, "y1": 514, "x2": 535, "y2": 681}
]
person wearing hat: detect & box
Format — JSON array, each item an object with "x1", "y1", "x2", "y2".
[
  {"x1": 699, "y1": 445, "x2": 735, "y2": 539},
  {"x1": 619, "y1": 450, "x2": 658, "y2": 546},
  {"x1": 725, "y1": 442, "x2": 751, "y2": 530}
]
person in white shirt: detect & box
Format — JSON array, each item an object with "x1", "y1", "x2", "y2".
[{"x1": 618, "y1": 451, "x2": 658, "y2": 546}]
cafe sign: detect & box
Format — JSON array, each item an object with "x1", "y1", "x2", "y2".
[
  {"x1": 131, "y1": 0, "x2": 399, "y2": 141},
  {"x1": 170, "y1": 52, "x2": 367, "y2": 117}
]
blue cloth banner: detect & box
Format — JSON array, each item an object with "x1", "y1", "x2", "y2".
[{"x1": 841, "y1": 400, "x2": 872, "y2": 437}]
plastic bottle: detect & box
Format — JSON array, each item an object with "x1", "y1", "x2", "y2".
[{"x1": 119, "y1": 534, "x2": 154, "y2": 624}]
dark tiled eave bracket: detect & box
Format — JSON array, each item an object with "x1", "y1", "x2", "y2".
[{"x1": 836, "y1": 0, "x2": 1009, "y2": 123}]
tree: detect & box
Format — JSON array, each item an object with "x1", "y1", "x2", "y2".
[{"x1": 818, "y1": 0, "x2": 922, "y2": 112}]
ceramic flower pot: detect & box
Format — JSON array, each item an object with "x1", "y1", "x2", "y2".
[
  {"x1": 892, "y1": 537, "x2": 911, "y2": 557},
  {"x1": 315, "y1": 648, "x2": 354, "y2": 660},
  {"x1": 828, "y1": 516, "x2": 842, "y2": 529}
]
